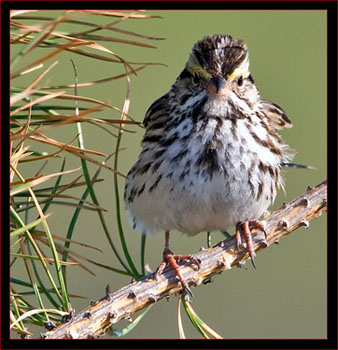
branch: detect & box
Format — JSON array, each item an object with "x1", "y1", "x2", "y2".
[{"x1": 44, "y1": 180, "x2": 327, "y2": 339}]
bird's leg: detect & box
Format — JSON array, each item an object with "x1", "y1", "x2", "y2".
[
  {"x1": 235, "y1": 220, "x2": 267, "y2": 268},
  {"x1": 155, "y1": 231, "x2": 200, "y2": 298},
  {"x1": 235, "y1": 224, "x2": 243, "y2": 250}
]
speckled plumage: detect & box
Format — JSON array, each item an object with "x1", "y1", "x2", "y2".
[{"x1": 124, "y1": 34, "x2": 293, "y2": 244}]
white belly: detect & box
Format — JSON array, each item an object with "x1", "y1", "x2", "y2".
[{"x1": 125, "y1": 117, "x2": 281, "y2": 235}]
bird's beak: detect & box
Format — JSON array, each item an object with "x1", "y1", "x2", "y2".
[
  {"x1": 207, "y1": 76, "x2": 228, "y2": 96},
  {"x1": 213, "y1": 76, "x2": 227, "y2": 92}
]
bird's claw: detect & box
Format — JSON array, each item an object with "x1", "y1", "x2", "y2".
[
  {"x1": 235, "y1": 220, "x2": 267, "y2": 268},
  {"x1": 181, "y1": 284, "x2": 193, "y2": 301},
  {"x1": 155, "y1": 251, "x2": 199, "y2": 298}
]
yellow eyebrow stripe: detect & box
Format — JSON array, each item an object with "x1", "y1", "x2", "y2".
[
  {"x1": 188, "y1": 63, "x2": 211, "y2": 80},
  {"x1": 227, "y1": 59, "x2": 250, "y2": 81}
]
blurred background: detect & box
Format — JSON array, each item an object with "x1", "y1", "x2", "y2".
[{"x1": 11, "y1": 9, "x2": 326, "y2": 339}]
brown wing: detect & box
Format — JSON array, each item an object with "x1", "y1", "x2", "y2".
[
  {"x1": 143, "y1": 92, "x2": 170, "y2": 128},
  {"x1": 261, "y1": 100, "x2": 293, "y2": 129}
]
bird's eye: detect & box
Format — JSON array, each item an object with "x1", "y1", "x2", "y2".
[
  {"x1": 237, "y1": 76, "x2": 243, "y2": 86},
  {"x1": 192, "y1": 73, "x2": 200, "y2": 85}
]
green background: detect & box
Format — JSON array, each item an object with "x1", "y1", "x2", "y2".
[{"x1": 12, "y1": 10, "x2": 327, "y2": 339}]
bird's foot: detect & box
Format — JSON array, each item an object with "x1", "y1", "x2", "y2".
[
  {"x1": 235, "y1": 220, "x2": 267, "y2": 268},
  {"x1": 155, "y1": 248, "x2": 200, "y2": 299}
]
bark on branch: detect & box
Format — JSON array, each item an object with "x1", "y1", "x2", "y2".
[{"x1": 44, "y1": 180, "x2": 327, "y2": 339}]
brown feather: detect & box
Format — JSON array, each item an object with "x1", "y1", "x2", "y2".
[{"x1": 261, "y1": 100, "x2": 293, "y2": 129}]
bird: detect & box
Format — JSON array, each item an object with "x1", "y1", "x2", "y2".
[{"x1": 124, "y1": 34, "x2": 293, "y2": 294}]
